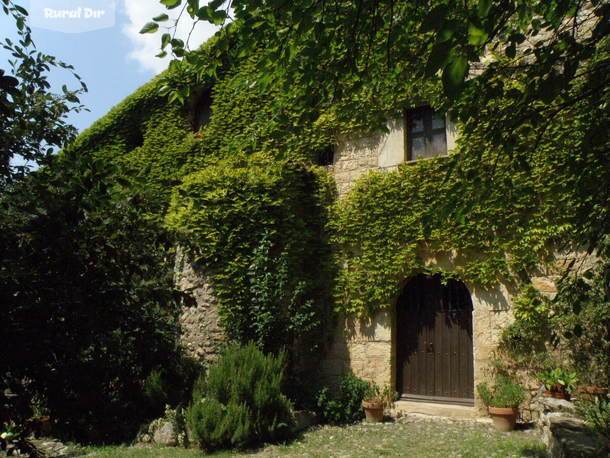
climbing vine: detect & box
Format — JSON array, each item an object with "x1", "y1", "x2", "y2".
[
  {"x1": 166, "y1": 153, "x2": 336, "y2": 353},
  {"x1": 332, "y1": 87, "x2": 609, "y2": 316}
]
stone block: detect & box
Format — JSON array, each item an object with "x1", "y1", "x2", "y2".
[
  {"x1": 534, "y1": 397, "x2": 576, "y2": 414},
  {"x1": 548, "y1": 415, "x2": 604, "y2": 457},
  {"x1": 152, "y1": 420, "x2": 177, "y2": 447},
  {"x1": 531, "y1": 276, "x2": 558, "y2": 297},
  {"x1": 291, "y1": 410, "x2": 318, "y2": 432}
]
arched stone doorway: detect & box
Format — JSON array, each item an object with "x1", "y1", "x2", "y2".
[{"x1": 396, "y1": 274, "x2": 474, "y2": 405}]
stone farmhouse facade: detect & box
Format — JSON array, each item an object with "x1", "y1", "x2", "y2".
[
  {"x1": 320, "y1": 109, "x2": 595, "y2": 418},
  {"x1": 177, "y1": 107, "x2": 576, "y2": 418},
  {"x1": 177, "y1": 105, "x2": 593, "y2": 419}
]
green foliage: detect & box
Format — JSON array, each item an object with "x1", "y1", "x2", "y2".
[
  {"x1": 332, "y1": 109, "x2": 608, "y2": 315},
  {"x1": 577, "y1": 398, "x2": 610, "y2": 441},
  {"x1": 133, "y1": 0, "x2": 610, "y2": 322},
  {"x1": 143, "y1": 370, "x2": 168, "y2": 408},
  {"x1": 500, "y1": 247, "x2": 609, "y2": 384},
  {"x1": 315, "y1": 372, "x2": 369, "y2": 425},
  {"x1": 0, "y1": 421, "x2": 26, "y2": 456},
  {"x1": 537, "y1": 368, "x2": 578, "y2": 394},
  {"x1": 477, "y1": 375, "x2": 526, "y2": 408},
  {"x1": 68, "y1": 73, "x2": 196, "y2": 209},
  {"x1": 512, "y1": 284, "x2": 548, "y2": 325},
  {"x1": 0, "y1": 151, "x2": 192, "y2": 443},
  {"x1": 498, "y1": 287, "x2": 551, "y2": 366},
  {"x1": 152, "y1": 1, "x2": 609, "y2": 198},
  {"x1": 186, "y1": 343, "x2": 293, "y2": 452},
  {"x1": 166, "y1": 153, "x2": 335, "y2": 353},
  {"x1": 1, "y1": 0, "x2": 86, "y2": 185},
  {"x1": 550, "y1": 254, "x2": 610, "y2": 387}
]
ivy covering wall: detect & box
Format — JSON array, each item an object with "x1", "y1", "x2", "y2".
[
  {"x1": 333, "y1": 99, "x2": 609, "y2": 316},
  {"x1": 65, "y1": 30, "x2": 608, "y2": 342},
  {"x1": 166, "y1": 153, "x2": 335, "y2": 353}
]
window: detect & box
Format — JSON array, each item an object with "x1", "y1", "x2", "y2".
[
  {"x1": 193, "y1": 90, "x2": 212, "y2": 130},
  {"x1": 316, "y1": 145, "x2": 335, "y2": 166},
  {"x1": 406, "y1": 106, "x2": 447, "y2": 161}
]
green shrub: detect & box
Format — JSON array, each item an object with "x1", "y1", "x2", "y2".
[
  {"x1": 142, "y1": 370, "x2": 168, "y2": 409},
  {"x1": 315, "y1": 372, "x2": 370, "y2": 424},
  {"x1": 186, "y1": 343, "x2": 293, "y2": 452},
  {"x1": 142, "y1": 357, "x2": 199, "y2": 418},
  {"x1": 477, "y1": 375, "x2": 526, "y2": 408},
  {"x1": 577, "y1": 397, "x2": 610, "y2": 441},
  {"x1": 550, "y1": 255, "x2": 610, "y2": 387}
]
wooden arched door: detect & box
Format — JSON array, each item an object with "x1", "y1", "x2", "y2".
[{"x1": 396, "y1": 274, "x2": 474, "y2": 405}]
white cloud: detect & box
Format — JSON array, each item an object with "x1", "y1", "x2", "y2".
[{"x1": 122, "y1": 0, "x2": 220, "y2": 74}]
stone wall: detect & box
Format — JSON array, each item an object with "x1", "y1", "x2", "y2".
[
  {"x1": 320, "y1": 311, "x2": 393, "y2": 389},
  {"x1": 174, "y1": 250, "x2": 227, "y2": 364},
  {"x1": 318, "y1": 250, "x2": 517, "y2": 415},
  {"x1": 532, "y1": 395, "x2": 605, "y2": 457},
  {"x1": 329, "y1": 115, "x2": 458, "y2": 197}
]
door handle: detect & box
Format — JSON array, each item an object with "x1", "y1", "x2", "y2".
[{"x1": 426, "y1": 343, "x2": 434, "y2": 353}]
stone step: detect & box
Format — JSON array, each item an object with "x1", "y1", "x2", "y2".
[{"x1": 393, "y1": 400, "x2": 484, "y2": 421}]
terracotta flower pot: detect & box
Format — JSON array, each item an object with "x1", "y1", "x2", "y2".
[
  {"x1": 544, "y1": 385, "x2": 571, "y2": 400},
  {"x1": 488, "y1": 406, "x2": 518, "y2": 432},
  {"x1": 362, "y1": 401, "x2": 384, "y2": 422},
  {"x1": 544, "y1": 390, "x2": 569, "y2": 400}
]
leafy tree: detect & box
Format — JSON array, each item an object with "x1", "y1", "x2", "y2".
[
  {"x1": 1, "y1": 0, "x2": 87, "y2": 186},
  {"x1": 148, "y1": 0, "x2": 607, "y2": 104},
  {"x1": 0, "y1": 149, "x2": 192, "y2": 442},
  {"x1": 0, "y1": 4, "x2": 197, "y2": 441}
]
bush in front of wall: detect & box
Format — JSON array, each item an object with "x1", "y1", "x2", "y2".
[
  {"x1": 576, "y1": 397, "x2": 610, "y2": 451},
  {"x1": 186, "y1": 343, "x2": 293, "y2": 452},
  {"x1": 550, "y1": 252, "x2": 610, "y2": 388},
  {"x1": 315, "y1": 372, "x2": 370, "y2": 425}
]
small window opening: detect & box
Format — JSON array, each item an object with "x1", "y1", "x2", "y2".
[
  {"x1": 193, "y1": 90, "x2": 212, "y2": 131},
  {"x1": 316, "y1": 145, "x2": 335, "y2": 166},
  {"x1": 406, "y1": 106, "x2": 447, "y2": 161},
  {"x1": 126, "y1": 128, "x2": 144, "y2": 150}
]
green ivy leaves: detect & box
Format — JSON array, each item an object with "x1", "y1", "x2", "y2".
[
  {"x1": 140, "y1": 22, "x2": 159, "y2": 34},
  {"x1": 442, "y1": 55, "x2": 469, "y2": 97}
]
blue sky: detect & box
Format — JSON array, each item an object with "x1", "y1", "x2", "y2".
[{"x1": 1, "y1": 0, "x2": 218, "y2": 133}]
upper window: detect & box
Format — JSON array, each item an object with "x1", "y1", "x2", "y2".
[
  {"x1": 193, "y1": 90, "x2": 212, "y2": 131},
  {"x1": 406, "y1": 106, "x2": 447, "y2": 161}
]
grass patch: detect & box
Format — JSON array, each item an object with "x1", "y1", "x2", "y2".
[
  {"x1": 83, "y1": 445, "x2": 208, "y2": 457},
  {"x1": 84, "y1": 420, "x2": 548, "y2": 457},
  {"x1": 241, "y1": 422, "x2": 548, "y2": 458}
]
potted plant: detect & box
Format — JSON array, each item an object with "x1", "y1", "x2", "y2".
[
  {"x1": 477, "y1": 374, "x2": 526, "y2": 432},
  {"x1": 538, "y1": 368, "x2": 578, "y2": 400},
  {"x1": 361, "y1": 383, "x2": 396, "y2": 422}
]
